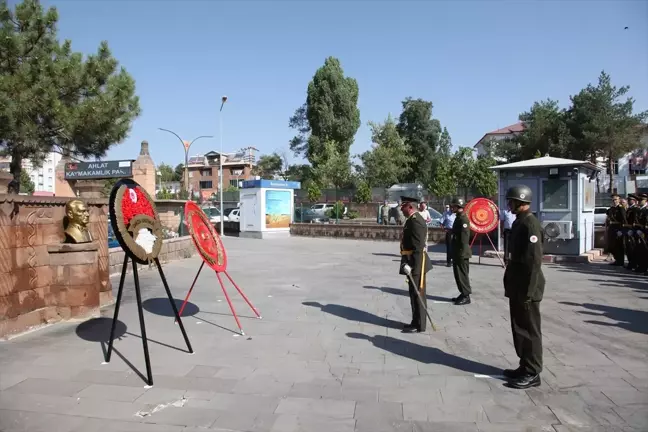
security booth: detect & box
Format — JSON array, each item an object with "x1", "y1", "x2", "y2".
[
  {"x1": 239, "y1": 179, "x2": 301, "y2": 239},
  {"x1": 491, "y1": 156, "x2": 602, "y2": 256}
]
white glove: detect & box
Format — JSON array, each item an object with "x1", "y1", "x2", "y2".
[
  {"x1": 617, "y1": 231, "x2": 622, "y2": 237},
  {"x1": 402, "y1": 264, "x2": 412, "y2": 275}
]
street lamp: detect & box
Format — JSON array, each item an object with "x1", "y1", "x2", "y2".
[
  {"x1": 157, "y1": 128, "x2": 213, "y2": 195},
  {"x1": 219, "y1": 95, "x2": 228, "y2": 235}
]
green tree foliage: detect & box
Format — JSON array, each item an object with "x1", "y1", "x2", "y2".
[
  {"x1": 157, "y1": 163, "x2": 178, "y2": 182},
  {"x1": 396, "y1": 97, "x2": 442, "y2": 182},
  {"x1": 313, "y1": 140, "x2": 352, "y2": 190},
  {"x1": 19, "y1": 170, "x2": 34, "y2": 194},
  {"x1": 289, "y1": 57, "x2": 360, "y2": 168},
  {"x1": 471, "y1": 155, "x2": 498, "y2": 197},
  {"x1": 174, "y1": 163, "x2": 184, "y2": 181},
  {"x1": 437, "y1": 126, "x2": 452, "y2": 156},
  {"x1": 305, "y1": 180, "x2": 321, "y2": 203},
  {"x1": 252, "y1": 153, "x2": 283, "y2": 179},
  {"x1": 284, "y1": 163, "x2": 312, "y2": 183},
  {"x1": 427, "y1": 127, "x2": 455, "y2": 200},
  {"x1": 354, "y1": 180, "x2": 372, "y2": 203},
  {"x1": 0, "y1": 0, "x2": 141, "y2": 191},
  {"x1": 358, "y1": 115, "x2": 412, "y2": 187}
]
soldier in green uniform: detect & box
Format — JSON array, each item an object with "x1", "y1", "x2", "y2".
[
  {"x1": 625, "y1": 194, "x2": 639, "y2": 270},
  {"x1": 606, "y1": 194, "x2": 626, "y2": 266},
  {"x1": 502, "y1": 185, "x2": 544, "y2": 389},
  {"x1": 449, "y1": 197, "x2": 472, "y2": 305},
  {"x1": 399, "y1": 196, "x2": 432, "y2": 333}
]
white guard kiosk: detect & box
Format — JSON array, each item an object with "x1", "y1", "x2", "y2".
[{"x1": 239, "y1": 179, "x2": 301, "y2": 239}]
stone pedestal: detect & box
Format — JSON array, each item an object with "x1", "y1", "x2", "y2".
[
  {"x1": 0, "y1": 171, "x2": 13, "y2": 194},
  {"x1": 47, "y1": 242, "x2": 101, "y2": 320},
  {"x1": 74, "y1": 180, "x2": 104, "y2": 198}
]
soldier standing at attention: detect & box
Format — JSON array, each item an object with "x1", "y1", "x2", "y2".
[
  {"x1": 450, "y1": 197, "x2": 472, "y2": 306},
  {"x1": 399, "y1": 196, "x2": 432, "y2": 333},
  {"x1": 503, "y1": 185, "x2": 545, "y2": 389},
  {"x1": 381, "y1": 200, "x2": 390, "y2": 225},
  {"x1": 625, "y1": 194, "x2": 639, "y2": 270},
  {"x1": 606, "y1": 194, "x2": 626, "y2": 266},
  {"x1": 633, "y1": 194, "x2": 648, "y2": 273}
]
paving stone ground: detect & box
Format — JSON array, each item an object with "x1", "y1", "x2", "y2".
[{"x1": 1, "y1": 236, "x2": 647, "y2": 432}]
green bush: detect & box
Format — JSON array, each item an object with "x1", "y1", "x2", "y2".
[
  {"x1": 325, "y1": 201, "x2": 346, "y2": 219},
  {"x1": 347, "y1": 209, "x2": 360, "y2": 219}
]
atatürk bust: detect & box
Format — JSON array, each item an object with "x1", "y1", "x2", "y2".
[{"x1": 64, "y1": 199, "x2": 93, "y2": 244}]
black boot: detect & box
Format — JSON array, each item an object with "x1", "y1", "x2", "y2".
[
  {"x1": 454, "y1": 295, "x2": 471, "y2": 305},
  {"x1": 507, "y1": 373, "x2": 541, "y2": 389},
  {"x1": 502, "y1": 367, "x2": 525, "y2": 379}
]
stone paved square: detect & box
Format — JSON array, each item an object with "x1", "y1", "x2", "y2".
[{"x1": 1, "y1": 236, "x2": 647, "y2": 431}]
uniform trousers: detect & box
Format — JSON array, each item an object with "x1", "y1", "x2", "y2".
[
  {"x1": 503, "y1": 229, "x2": 511, "y2": 265},
  {"x1": 607, "y1": 226, "x2": 624, "y2": 264},
  {"x1": 407, "y1": 272, "x2": 427, "y2": 332},
  {"x1": 452, "y1": 258, "x2": 471, "y2": 296},
  {"x1": 445, "y1": 231, "x2": 452, "y2": 265},
  {"x1": 509, "y1": 299, "x2": 543, "y2": 375}
]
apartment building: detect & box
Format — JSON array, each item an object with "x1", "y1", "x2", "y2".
[
  {"x1": 186, "y1": 149, "x2": 256, "y2": 199},
  {"x1": 0, "y1": 152, "x2": 62, "y2": 194}
]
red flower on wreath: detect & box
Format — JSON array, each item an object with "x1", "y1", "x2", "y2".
[{"x1": 121, "y1": 186, "x2": 155, "y2": 227}]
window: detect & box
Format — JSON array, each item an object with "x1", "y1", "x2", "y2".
[
  {"x1": 199, "y1": 181, "x2": 213, "y2": 189},
  {"x1": 229, "y1": 179, "x2": 240, "y2": 188},
  {"x1": 608, "y1": 160, "x2": 619, "y2": 175},
  {"x1": 48, "y1": 168, "x2": 52, "y2": 173},
  {"x1": 47, "y1": 176, "x2": 52, "y2": 184},
  {"x1": 201, "y1": 169, "x2": 212, "y2": 176},
  {"x1": 541, "y1": 179, "x2": 570, "y2": 211}
]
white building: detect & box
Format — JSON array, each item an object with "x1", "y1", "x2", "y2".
[
  {"x1": 23, "y1": 152, "x2": 62, "y2": 194},
  {"x1": 474, "y1": 122, "x2": 525, "y2": 160}
]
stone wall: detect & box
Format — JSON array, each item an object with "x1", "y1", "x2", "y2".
[
  {"x1": 289, "y1": 223, "x2": 447, "y2": 243},
  {"x1": 0, "y1": 195, "x2": 111, "y2": 339},
  {"x1": 108, "y1": 236, "x2": 196, "y2": 276},
  {"x1": 155, "y1": 200, "x2": 185, "y2": 233}
]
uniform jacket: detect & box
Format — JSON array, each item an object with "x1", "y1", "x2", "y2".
[
  {"x1": 399, "y1": 212, "x2": 432, "y2": 281},
  {"x1": 627, "y1": 205, "x2": 639, "y2": 226},
  {"x1": 606, "y1": 205, "x2": 626, "y2": 226},
  {"x1": 451, "y1": 211, "x2": 472, "y2": 259},
  {"x1": 503, "y1": 210, "x2": 545, "y2": 302}
]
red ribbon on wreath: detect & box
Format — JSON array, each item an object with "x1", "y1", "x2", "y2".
[{"x1": 121, "y1": 187, "x2": 155, "y2": 227}]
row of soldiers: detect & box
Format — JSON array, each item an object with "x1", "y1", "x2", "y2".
[{"x1": 606, "y1": 193, "x2": 648, "y2": 273}]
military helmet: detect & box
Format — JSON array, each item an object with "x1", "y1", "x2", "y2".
[
  {"x1": 450, "y1": 197, "x2": 465, "y2": 207},
  {"x1": 505, "y1": 185, "x2": 532, "y2": 203}
]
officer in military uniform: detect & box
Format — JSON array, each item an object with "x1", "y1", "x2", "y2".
[
  {"x1": 633, "y1": 193, "x2": 648, "y2": 273},
  {"x1": 449, "y1": 197, "x2": 472, "y2": 305},
  {"x1": 502, "y1": 185, "x2": 544, "y2": 389},
  {"x1": 399, "y1": 196, "x2": 432, "y2": 333},
  {"x1": 606, "y1": 194, "x2": 626, "y2": 266},
  {"x1": 625, "y1": 194, "x2": 639, "y2": 270}
]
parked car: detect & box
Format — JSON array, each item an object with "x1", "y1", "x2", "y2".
[
  {"x1": 594, "y1": 207, "x2": 608, "y2": 226},
  {"x1": 202, "y1": 206, "x2": 228, "y2": 224},
  {"x1": 224, "y1": 207, "x2": 240, "y2": 222},
  {"x1": 301, "y1": 203, "x2": 333, "y2": 223},
  {"x1": 427, "y1": 208, "x2": 443, "y2": 227}
]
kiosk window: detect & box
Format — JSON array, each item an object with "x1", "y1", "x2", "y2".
[{"x1": 542, "y1": 179, "x2": 569, "y2": 210}]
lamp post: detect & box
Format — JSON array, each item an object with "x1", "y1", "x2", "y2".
[
  {"x1": 157, "y1": 128, "x2": 213, "y2": 195},
  {"x1": 219, "y1": 95, "x2": 228, "y2": 235}
]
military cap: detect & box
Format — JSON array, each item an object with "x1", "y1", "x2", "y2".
[
  {"x1": 639, "y1": 193, "x2": 648, "y2": 200},
  {"x1": 628, "y1": 194, "x2": 638, "y2": 200},
  {"x1": 400, "y1": 196, "x2": 419, "y2": 204}
]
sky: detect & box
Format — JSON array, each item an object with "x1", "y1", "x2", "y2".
[{"x1": 33, "y1": 0, "x2": 648, "y2": 168}]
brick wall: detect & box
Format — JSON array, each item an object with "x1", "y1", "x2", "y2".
[
  {"x1": 0, "y1": 195, "x2": 111, "y2": 339},
  {"x1": 108, "y1": 236, "x2": 196, "y2": 276},
  {"x1": 289, "y1": 223, "x2": 447, "y2": 243}
]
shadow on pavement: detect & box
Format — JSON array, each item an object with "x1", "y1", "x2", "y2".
[
  {"x1": 142, "y1": 297, "x2": 199, "y2": 317},
  {"x1": 303, "y1": 301, "x2": 403, "y2": 329},
  {"x1": 363, "y1": 285, "x2": 454, "y2": 303},
  {"x1": 75, "y1": 317, "x2": 147, "y2": 383},
  {"x1": 372, "y1": 253, "x2": 400, "y2": 258},
  {"x1": 560, "y1": 301, "x2": 648, "y2": 335},
  {"x1": 346, "y1": 332, "x2": 503, "y2": 377}
]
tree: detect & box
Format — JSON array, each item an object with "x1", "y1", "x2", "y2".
[
  {"x1": 450, "y1": 147, "x2": 475, "y2": 199},
  {"x1": 358, "y1": 115, "x2": 412, "y2": 187},
  {"x1": 565, "y1": 71, "x2": 647, "y2": 190},
  {"x1": 396, "y1": 98, "x2": 442, "y2": 182},
  {"x1": 313, "y1": 140, "x2": 351, "y2": 191},
  {"x1": 19, "y1": 170, "x2": 34, "y2": 194},
  {"x1": 289, "y1": 57, "x2": 360, "y2": 168},
  {"x1": 101, "y1": 177, "x2": 118, "y2": 198},
  {"x1": 174, "y1": 164, "x2": 184, "y2": 182},
  {"x1": 0, "y1": 0, "x2": 141, "y2": 192},
  {"x1": 427, "y1": 127, "x2": 455, "y2": 202},
  {"x1": 284, "y1": 164, "x2": 313, "y2": 183},
  {"x1": 471, "y1": 155, "x2": 498, "y2": 197},
  {"x1": 157, "y1": 163, "x2": 178, "y2": 183},
  {"x1": 437, "y1": 127, "x2": 452, "y2": 157},
  {"x1": 252, "y1": 153, "x2": 283, "y2": 179},
  {"x1": 305, "y1": 180, "x2": 321, "y2": 203},
  {"x1": 354, "y1": 180, "x2": 372, "y2": 203}
]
